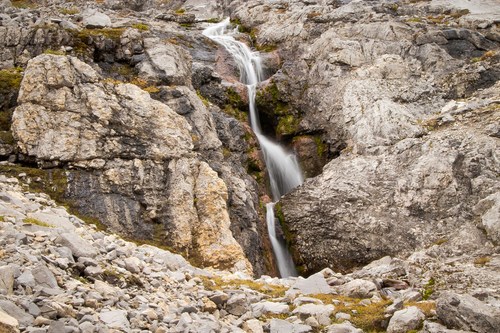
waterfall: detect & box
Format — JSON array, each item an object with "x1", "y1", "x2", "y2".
[{"x1": 204, "y1": 18, "x2": 303, "y2": 277}]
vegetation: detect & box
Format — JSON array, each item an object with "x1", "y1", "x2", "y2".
[
  {"x1": 314, "y1": 136, "x2": 327, "y2": 158},
  {"x1": 76, "y1": 28, "x2": 126, "y2": 42},
  {"x1": 276, "y1": 114, "x2": 300, "y2": 136},
  {"x1": 44, "y1": 49, "x2": 65, "y2": 55},
  {"x1": 422, "y1": 277, "x2": 435, "y2": 300},
  {"x1": 23, "y1": 217, "x2": 53, "y2": 228},
  {"x1": 474, "y1": 256, "x2": 491, "y2": 266},
  {"x1": 132, "y1": 23, "x2": 150, "y2": 31},
  {"x1": 0, "y1": 164, "x2": 106, "y2": 231},
  {"x1": 405, "y1": 301, "x2": 436, "y2": 317},
  {"x1": 196, "y1": 90, "x2": 210, "y2": 107},
  {"x1": 309, "y1": 293, "x2": 392, "y2": 332},
  {"x1": 199, "y1": 275, "x2": 287, "y2": 298},
  {"x1": 0, "y1": 68, "x2": 23, "y2": 94},
  {"x1": 11, "y1": 0, "x2": 37, "y2": 8},
  {"x1": 59, "y1": 7, "x2": 80, "y2": 15}
]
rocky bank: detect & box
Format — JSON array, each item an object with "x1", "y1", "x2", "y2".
[{"x1": 0, "y1": 0, "x2": 500, "y2": 332}]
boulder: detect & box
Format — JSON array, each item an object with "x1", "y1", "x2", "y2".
[
  {"x1": 82, "y1": 10, "x2": 112, "y2": 28},
  {"x1": 0, "y1": 310, "x2": 19, "y2": 333},
  {"x1": 436, "y1": 292, "x2": 500, "y2": 333},
  {"x1": 269, "y1": 319, "x2": 312, "y2": 333},
  {"x1": 99, "y1": 310, "x2": 130, "y2": 330},
  {"x1": 0, "y1": 300, "x2": 34, "y2": 327},
  {"x1": 32, "y1": 264, "x2": 59, "y2": 289},
  {"x1": 335, "y1": 279, "x2": 378, "y2": 299},
  {"x1": 0, "y1": 266, "x2": 14, "y2": 295},
  {"x1": 292, "y1": 304, "x2": 335, "y2": 326},
  {"x1": 287, "y1": 272, "x2": 332, "y2": 296},
  {"x1": 387, "y1": 306, "x2": 425, "y2": 333},
  {"x1": 55, "y1": 233, "x2": 98, "y2": 259},
  {"x1": 251, "y1": 302, "x2": 289, "y2": 318},
  {"x1": 324, "y1": 322, "x2": 363, "y2": 333}
]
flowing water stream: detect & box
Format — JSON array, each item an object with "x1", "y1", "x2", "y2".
[{"x1": 204, "y1": 18, "x2": 303, "y2": 277}]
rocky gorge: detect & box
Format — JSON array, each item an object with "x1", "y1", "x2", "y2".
[{"x1": 0, "y1": 0, "x2": 499, "y2": 332}]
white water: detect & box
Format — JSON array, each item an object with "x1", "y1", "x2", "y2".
[{"x1": 204, "y1": 18, "x2": 303, "y2": 277}]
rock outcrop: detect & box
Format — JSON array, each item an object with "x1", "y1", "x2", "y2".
[{"x1": 11, "y1": 53, "x2": 252, "y2": 274}]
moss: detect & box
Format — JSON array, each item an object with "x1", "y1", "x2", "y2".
[
  {"x1": 314, "y1": 136, "x2": 327, "y2": 158},
  {"x1": 11, "y1": 0, "x2": 36, "y2": 8},
  {"x1": 0, "y1": 165, "x2": 107, "y2": 231},
  {"x1": 222, "y1": 147, "x2": 231, "y2": 158},
  {"x1": 405, "y1": 301, "x2": 436, "y2": 317},
  {"x1": 474, "y1": 256, "x2": 491, "y2": 266},
  {"x1": 23, "y1": 217, "x2": 53, "y2": 228},
  {"x1": 132, "y1": 23, "x2": 149, "y2": 31},
  {"x1": 175, "y1": 8, "x2": 186, "y2": 14},
  {"x1": 197, "y1": 90, "x2": 210, "y2": 107},
  {"x1": 406, "y1": 17, "x2": 423, "y2": 23},
  {"x1": 44, "y1": 49, "x2": 65, "y2": 55},
  {"x1": 0, "y1": 68, "x2": 22, "y2": 94},
  {"x1": 226, "y1": 87, "x2": 246, "y2": 110},
  {"x1": 59, "y1": 7, "x2": 79, "y2": 15},
  {"x1": 0, "y1": 131, "x2": 14, "y2": 144},
  {"x1": 434, "y1": 238, "x2": 448, "y2": 245},
  {"x1": 76, "y1": 28, "x2": 126, "y2": 42},
  {"x1": 0, "y1": 216, "x2": 4, "y2": 222},
  {"x1": 206, "y1": 18, "x2": 221, "y2": 23},
  {"x1": 422, "y1": 277, "x2": 435, "y2": 300},
  {"x1": 223, "y1": 105, "x2": 247, "y2": 122},
  {"x1": 180, "y1": 23, "x2": 194, "y2": 28},
  {"x1": 276, "y1": 114, "x2": 300, "y2": 136},
  {"x1": 142, "y1": 86, "x2": 160, "y2": 94},
  {"x1": 199, "y1": 275, "x2": 287, "y2": 298},
  {"x1": 256, "y1": 43, "x2": 277, "y2": 53}
]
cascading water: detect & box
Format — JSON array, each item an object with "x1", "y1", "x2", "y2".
[{"x1": 204, "y1": 18, "x2": 303, "y2": 277}]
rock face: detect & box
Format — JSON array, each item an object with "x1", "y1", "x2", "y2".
[
  {"x1": 11, "y1": 54, "x2": 251, "y2": 274},
  {"x1": 436, "y1": 292, "x2": 500, "y2": 333},
  {"x1": 253, "y1": 0, "x2": 500, "y2": 276}
]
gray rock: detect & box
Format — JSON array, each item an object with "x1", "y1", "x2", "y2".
[
  {"x1": 54, "y1": 233, "x2": 97, "y2": 259},
  {"x1": 336, "y1": 279, "x2": 378, "y2": 299},
  {"x1": 475, "y1": 192, "x2": 500, "y2": 243},
  {"x1": 288, "y1": 272, "x2": 332, "y2": 296},
  {"x1": 124, "y1": 257, "x2": 141, "y2": 274},
  {"x1": 436, "y1": 292, "x2": 500, "y2": 333},
  {"x1": 226, "y1": 293, "x2": 248, "y2": 316},
  {"x1": 422, "y1": 321, "x2": 473, "y2": 333},
  {"x1": 0, "y1": 300, "x2": 34, "y2": 327},
  {"x1": 0, "y1": 266, "x2": 14, "y2": 295},
  {"x1": 0, "y1": 310, "x2": 19, "y2": 333},
  {"x1": 82, "y1": 10, "x2": 112, "y2": 28},
  {"x1": 99, "y1": 310, "x2": 129, "y2": 330},
  {"x1": 32, "y1": 264, "x2": 59, "y2": 289},
  {"x1": 387, "y1": 306, "x2": 425, "y2": 333},
  {"x1": 251, "y1": 302, "x2": 289, "y2": 318},
  {"x1": 324, "y1": 322, "x2": 363, "y2": 333},
  {"x1": 292, "y1": 304, "x2": 335, "y2": 326},
  {"x1": 269, "y1": 319, "x2": 312, "y2": 333}
]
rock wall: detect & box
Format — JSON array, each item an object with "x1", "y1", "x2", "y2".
[{"x1": 227, "y1": 0, "x2": 500, "y2": 279}]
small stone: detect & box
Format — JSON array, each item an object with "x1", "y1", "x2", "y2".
[
  {"x1": 324, "y1": 322, "x2": 363, "y2": 333},
  {"x1": 226, "y1": 294, "x2": 248, "y2": 316},
  {"x1": 202, "y1": 298, "x2": 217, "y2": 313}
]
